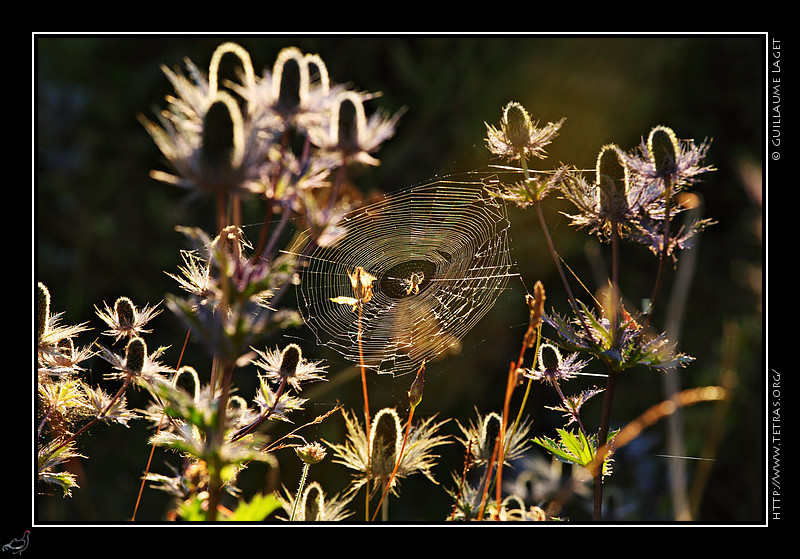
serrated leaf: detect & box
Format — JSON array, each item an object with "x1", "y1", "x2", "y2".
[
  {"x1": 226, "y1": 492, "x2": 281, "y2": 521},
  {"x1": 534, "y1": 433, "x2": 583, "y2": 466}
]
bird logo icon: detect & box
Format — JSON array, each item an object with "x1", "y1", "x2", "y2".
[{"x1": 2, "y1": 530, "x2": 29, "y2": 555}]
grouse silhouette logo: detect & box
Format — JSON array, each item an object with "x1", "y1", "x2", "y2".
[{"x1": 2, "y1": 531, "x2": 29, "y2": 555}]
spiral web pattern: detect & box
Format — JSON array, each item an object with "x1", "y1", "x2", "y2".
[{"x1": 295, "y1": 177, "x2": 515, "y2": 376}]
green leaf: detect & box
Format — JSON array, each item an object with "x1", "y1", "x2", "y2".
[
  {"x1": 533, "y1": 433, "x2": 581, "y2": 466},
  {"x1": 39, "y1": 470, "x2": 80, "y2": 497},
  {"x1": 178, "y1": 495, "x2": 208, "y2": 521},
  {"x1": 534, "y1": 428, "x2": 601, "y2": 470},
  {"x1": 226, "y1": 492, "x2": 281, "y2": 521}
]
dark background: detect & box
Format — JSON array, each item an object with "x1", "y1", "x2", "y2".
[{"x1": 33, "y1": 34, "x2": 764, "y2": 524}]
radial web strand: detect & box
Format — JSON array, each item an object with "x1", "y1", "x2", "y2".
[{"x1": 294, "y1": 176, "x2": 516, "y2": 376}]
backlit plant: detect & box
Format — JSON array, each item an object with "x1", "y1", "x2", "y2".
[{"x1": 35, "y1": 41, "x2": 730, "y2": 523}]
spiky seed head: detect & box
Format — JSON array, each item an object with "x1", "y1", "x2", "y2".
[
  {"x1": 295, "y1": 441, "x2": 327, "y2": 465},
  {"x1": 201, "y1": 99, "x2": 236, "y2": 170},
  {"x1": 596, "y1": 144, "x2": 630, "y2": 217},
  {"x1": 335, "y1": 95, "x2": 360, "y2": 153},
  {"x1": 200, "y1": 93, "x2": 244, "y2": 175},
  {"x1": 279, "y1": 344, "x2": 302, "y2": 378},
  {"x1": 370, "y1": 408, "x2": 401, "y2": 474},
  {"x1": 208, "y1": 42, "x2": 255, "y2": 97},
  {"x1": 538, "y1": 343, "x2": 562, "y2": 372},
  {"x1": 504, "y1": 101, "x2": 534, "y2": 149},
  {"x1": 114, "y1": 296, "x2": 136, "y2": 330},
  {"x1": 648, "y1": 125, "x2": 680, "y2": 178},
  {"x1": 480, "y1": 412, "x2": 502, "y2": 458},
  {"x1": 304, "y1": 53, "x2": 330, "y2": 95},
  {"x1": 302, "y1": 482, "x2": 324, "y2": 521},
  {"x1": 37, "y1": 282, "x2": 51, "y2": 341},
  {"x1": 276, "y1": 52, "x2": 303, "y2": 112},
  {"x1": 125, "y1": 337, "x2": 147, "y2": 373}
]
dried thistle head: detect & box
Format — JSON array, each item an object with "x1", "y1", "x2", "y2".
[
  {"x1": 485, "y1": 101, "x2": 565, "y2": 162},
  {"x1": 37, "y1": 281, "x2": 50, "y2": 343},
  {"x1": 524, "y1": 343, "x2": 590, "y2": 384},
  {"x1": 560, "y1": 145, "x2": 639, "y2": 240},
  {"x1": 198, "y1": 92, "x2": 245, "y2": 181},
  {"x1": 97, "y1": 337, "x2": 173, "y2": 389},
  {"x1": 251, "y1": 344, "x2": 327, "y2": 392},
  {"x1": 596, "y1": 144, "x2": 631, "y2": 223},
  {"x1": 125, "y1": 336, "x2": 147, "y2": 374},
  {"x1": 277, "y1": 481, "x2": 354, "y2": 521},
  {"x1": 369, "y1": 408, "x2": 402, "y2": 477},
  {"x1": 625, "y1": 125, "x2": 714, "y2": 187},
  {"x1": 476, "y1": 411, "x2": 501, "y2": 463},
  {"x1": 232, "y1": 46, "x2": 333, "y2": 136},
  {"x1": 326, "y1": 408, "x2": 449, "y2": 498},
  {"x1": 307, "y1": 90, "x2": 403, "y2": 167},
  {"x1": 456, "y1": 409, "x2": 532, "y2": 467},
  {"x1": 139, "y1": 42, "x2": 269, "y2": 198},
  {"x1": 648, "y1": 125, "x2": 681, "y2": 179},
  {"x1": 270, "y1": 47, "x2": 331, "y2": 126},
  {"x1": 95, "y1": 296, "x2": 161, "y2": 342},
  {"x1": 37, "y1": 283, "x2": 91, "y2": 375}
]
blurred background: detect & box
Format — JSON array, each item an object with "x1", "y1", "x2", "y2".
[{"x1": 34, "y1": 34, "x2": 764, "y2": 523}]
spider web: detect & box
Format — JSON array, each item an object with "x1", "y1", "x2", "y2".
[{"x1": 293, "y1": 175, "x2": 517, "y2": 376}]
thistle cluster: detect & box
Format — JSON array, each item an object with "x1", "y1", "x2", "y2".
[
  {"x1": 447, "y1": 410, "x2": 535, "y2": 521},
  {"x1": 132, "y1": 43, "x2": 406, "y2": 520},
  {"x1": 560, "y1": 127, "x2": 715, "y2": 259},
  {"x1": 37, "y1": 42, "x2": 404, "y2": 522},
  {"x1": 140, "y1": 41, "x2": 402, "y2": 242},
  {"x1": 481, "y1": 100, "x2": 716, "y2": 520},
  {"x1": 36, "y1": 282, "x2": 165, "y2": 497}
]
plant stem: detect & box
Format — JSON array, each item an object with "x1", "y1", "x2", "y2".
[
  {"x1": 357, "y1": 303, "x2": 371, "y2": 436},
  {"x1": 251, "y1": 197, "x2": 274, "y2": 263},
  {"x1": 593, "y1": 366, "x2": 618, "y2": 520},
  {"x1": 290, "y1": 463, "x2": 311, "y2": 521},
  {"x1": 535, "y1": 204, "x2": 579, "y2": 309},
  {"x1": 519, "y1": 156, "x2": 596, "y2": 345},
  {"x1": 593, "y1": 222, "x2": 621, "y2": 521},
  {"x1": 477, "y1": 430, "x2": 501, "y2": 520},
  {"x1": 645, "y1": 176, "x2": 674, "y2": 327},
  {"x1": 230, "y1": 377, "x2": 287, "y2": 441},
  {"x1": 357, "y1": 301, "x2": 372, "y2": 521},
  {"x1": 519, "y1": 154, "x2": 580, "y2": 312},
  {"x1": 493, "y1": 362, "x2": 517, "y2": 518},
  {"x1": 509, "y1": 326, "x2": 541, "y2": 444},
  {"x1": 207, "y1": 362, "x2": 235, "y2": 521},
  {"x1": 216, "y1": 188, "x2": 227, "y2": 234},
  {"x1": 261, "y1": 204, "x2": 292, "y2": 263}
]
